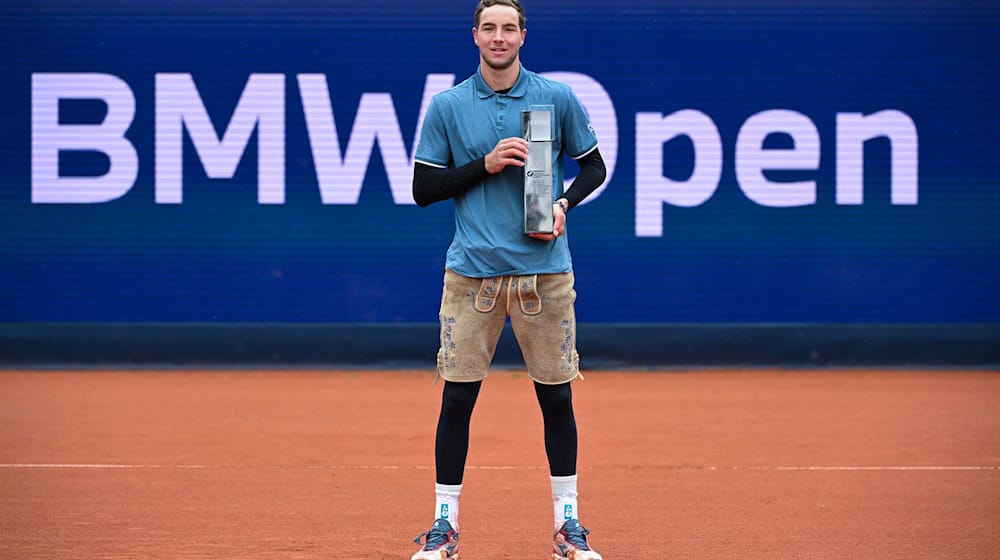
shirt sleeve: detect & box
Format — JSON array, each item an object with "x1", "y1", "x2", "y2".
[
  {"x1": 561, "y1": 88, "x2": 599, "y2": 160},
  {"x1": 414, "y1": 96, "x2": 451, "y2": 168}
]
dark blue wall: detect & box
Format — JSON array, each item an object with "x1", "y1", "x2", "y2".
[{"x1": 2, "y1": 1, "x2": 997, "y2": 365}]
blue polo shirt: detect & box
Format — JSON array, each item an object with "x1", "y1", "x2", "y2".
[{"x1": 415, "y1": 65, "x2": 599, "y2": 278}]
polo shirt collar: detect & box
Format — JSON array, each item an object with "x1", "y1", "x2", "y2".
[{"x1": 475, "y1": 64, "x2": 528, "y2": 98}]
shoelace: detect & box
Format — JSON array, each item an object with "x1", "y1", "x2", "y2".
[
  {"x1": 561, "y1": 522, "x2": 592, "y2": 550},
  {"x1": 414, "y1": 525, "x2": 457, "y2": 551}
]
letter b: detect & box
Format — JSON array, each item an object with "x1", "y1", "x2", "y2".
[{"x1": 31, "y1": 73, "x2": 138, "y2": 203}]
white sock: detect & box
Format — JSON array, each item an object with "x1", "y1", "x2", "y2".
[
  {"x1": 434, "y1": 483, "x2": 462, "y2": 529},
  {"x1": 551, "y1": 474, "x2": 579, "y2": 529}
]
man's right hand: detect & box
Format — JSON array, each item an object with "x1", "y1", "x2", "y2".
[{"x1": 484, "y1": 137, "x2": 529, "y2": 174}]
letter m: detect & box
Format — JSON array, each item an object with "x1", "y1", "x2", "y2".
[{"x1": 155, "y1": 73, "x2": 285, "y2": 203}]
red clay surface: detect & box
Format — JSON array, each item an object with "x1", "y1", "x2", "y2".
[{"x1": 1, "y1": 368, "x2": 999, "y2": 559}]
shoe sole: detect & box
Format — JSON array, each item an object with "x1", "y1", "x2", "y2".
[
  {"x1": 553, "y1": 552, "x2": 601, "y2": 560},
  {"x1": 411, "y1": 552, "x2": 458, "y2": 560}
]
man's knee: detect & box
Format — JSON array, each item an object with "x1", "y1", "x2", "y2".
[
  {"x1": 534, "y1": 381, "x2": 574, "y2": 416},
  {"x1": 441, "y1": 380, "x2": 482, "y2": 419}
]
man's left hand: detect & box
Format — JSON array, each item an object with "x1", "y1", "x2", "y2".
[{"x1": 528, "y1": 202, "x2": 567, "y2": 241}]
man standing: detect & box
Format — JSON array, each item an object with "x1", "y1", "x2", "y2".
[{"x1": 410, "y1": 1, "x2": 606, "y2": 559}]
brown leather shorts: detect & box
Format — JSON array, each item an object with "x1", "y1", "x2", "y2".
[{"x1": 436, "y1": 269, "x2": 580, "y2": 384}]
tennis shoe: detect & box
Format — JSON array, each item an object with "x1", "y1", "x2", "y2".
[
  {"x1": 552, "y1": 519, "x2": 602, "y2": 560},
  {"x1": 411, "y1": 518, "x2": 459, "y2": 560}
]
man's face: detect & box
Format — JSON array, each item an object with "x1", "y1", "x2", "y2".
[{"x1": 473, "y1": 5, "x2": 526, "y2": 71}]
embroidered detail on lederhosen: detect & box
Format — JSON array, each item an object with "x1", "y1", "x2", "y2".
[{"x1": 474, "y1": 276, "x2": 503, "y2": 313}]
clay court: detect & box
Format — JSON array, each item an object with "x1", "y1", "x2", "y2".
[{"x1": 1, "y1": 367, "x2": 998, "y2": 559}]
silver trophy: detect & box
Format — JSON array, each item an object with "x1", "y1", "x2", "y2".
[{"x1": 522, "y1": 105, "x2": 554, "y2": 234}]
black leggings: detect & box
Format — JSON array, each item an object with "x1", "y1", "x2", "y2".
[{"x1": 435, "y1": 379, "x2": 578, "y2": 485}]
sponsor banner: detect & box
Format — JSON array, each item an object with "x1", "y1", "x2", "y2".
[{"x1": 2, "y1": 1, "x2": 997, "y2": 322}]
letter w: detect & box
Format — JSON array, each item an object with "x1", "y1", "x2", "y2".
[{"x1": 298, "y1": 74, "x2": 454, "y2": 204}]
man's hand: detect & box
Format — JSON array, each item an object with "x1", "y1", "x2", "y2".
[
  {"x1": 528, "y1": 201, "x2": 567, "y2": 241},
  {"x1": 485, "y1": 137, "x2": 529, "y2": 174}
]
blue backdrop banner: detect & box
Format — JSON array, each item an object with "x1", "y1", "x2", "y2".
[{"x1": 3, "y1": 1, "x2": 998, "y2": 325}]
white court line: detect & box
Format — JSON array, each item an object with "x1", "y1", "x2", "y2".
[
  {"x1": 0, "y1": 464, "x2": 997, "y2": 471},
  {"x1": 0, "y1": 463, "x2": 212, "y2": 469},
  {"x1": 771, "y1": 465, "x2": 1000, "y2": 471}
]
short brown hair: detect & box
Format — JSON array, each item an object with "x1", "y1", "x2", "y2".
[{"x1": 474, "y1": 0, "x2": 526, "y2": 30}]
